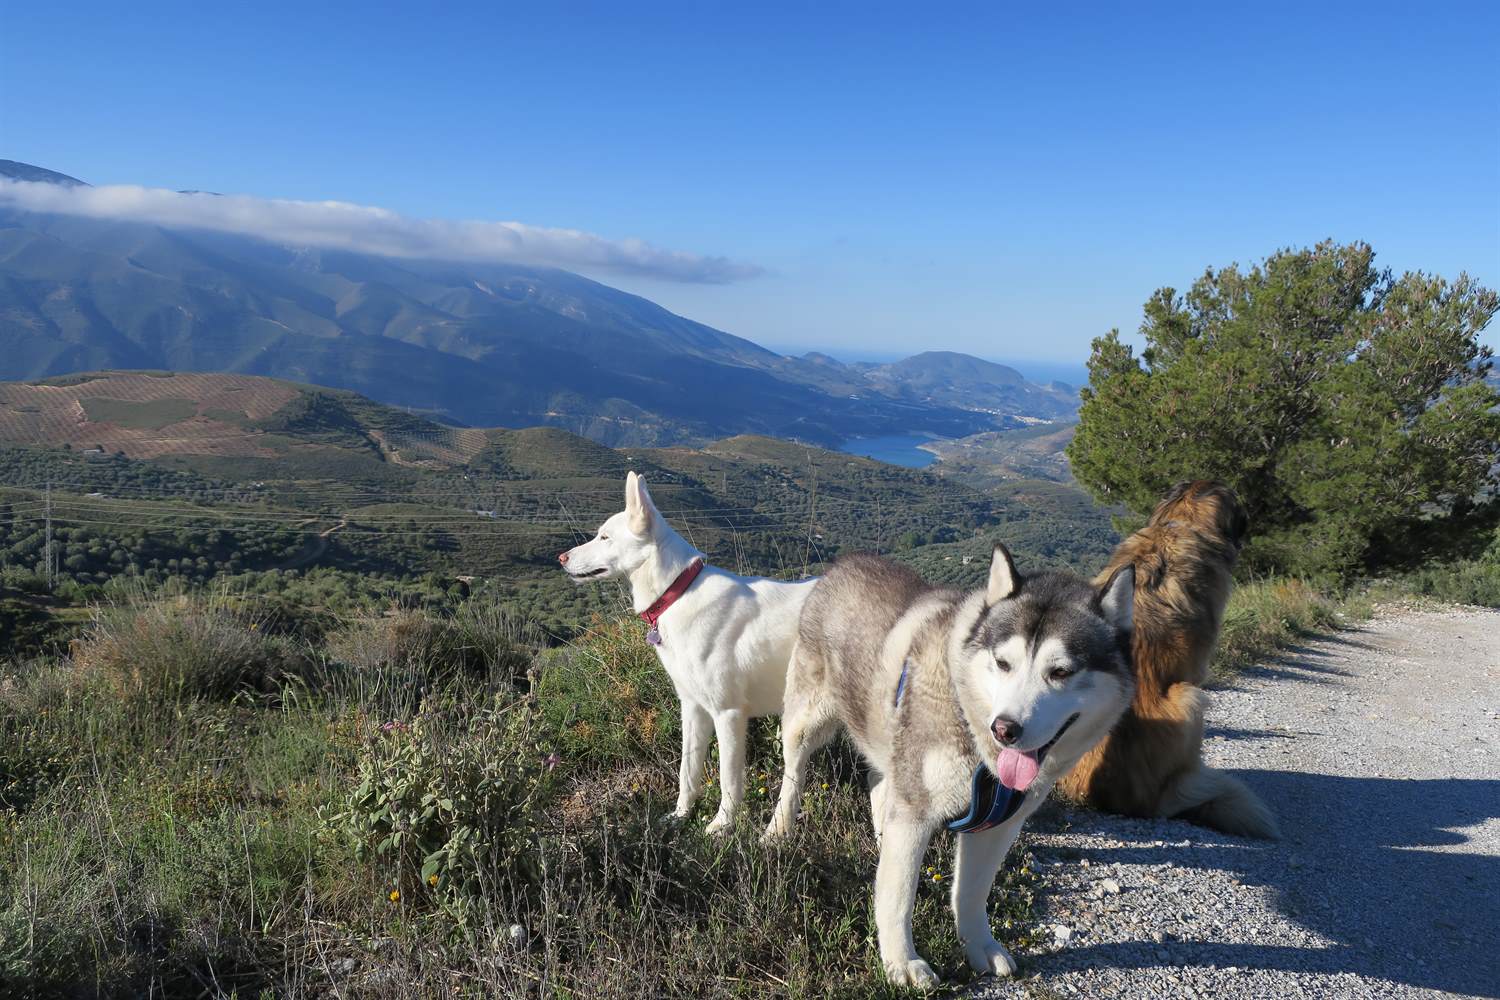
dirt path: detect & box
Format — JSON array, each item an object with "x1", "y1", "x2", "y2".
[{"x1": 974, "y1": 605, "x2": 1499, "y2": 1000}]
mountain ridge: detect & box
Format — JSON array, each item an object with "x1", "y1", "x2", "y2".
[{"x1": 0, "y1": 160, "x2": 1078, "y2": 446}]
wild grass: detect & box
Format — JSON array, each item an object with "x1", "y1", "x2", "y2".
[
  {"x1": 0, "y1": 592, "x2": 1042, "y2": 998},
  {"x1": 71, "y1": 590, "x2": 313, "y2": 701},
  {"x1": 1208, "y1": 578, "x2": 1361, "y2": 683}
]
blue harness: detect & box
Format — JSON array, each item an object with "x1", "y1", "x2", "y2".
[{"x1": 893, "y1": 658, "x2": 1025, "y2": 834}]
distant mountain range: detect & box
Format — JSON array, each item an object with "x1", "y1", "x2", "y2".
[{"x1": 0, "y1": 160, "x2": 1077, "y2": 447}]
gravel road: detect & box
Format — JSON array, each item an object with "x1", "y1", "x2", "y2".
[{"x1": 972, "y1": 605, "x2": 1499, "y2": 1000}]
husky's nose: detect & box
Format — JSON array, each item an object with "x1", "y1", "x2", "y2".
[
  {"x1": 558, "y1": 551, "x2": 570, "y2": 565},
  {"x1": 992, "y1": 716, "x2": 1023, "y2": 746}
]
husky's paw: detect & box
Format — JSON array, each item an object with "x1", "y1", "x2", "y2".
[
  {"x1": 964, "y1": 937, "x2": 1017, "y2": 977},
  {"x1": 704, "y1": 813, "x2": 733, "y2": 836},
  {"x1": 883, "y1": 957, "x2": 940, "y2": 991}
]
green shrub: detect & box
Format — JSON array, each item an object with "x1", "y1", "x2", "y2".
[
  {"x1": 534, "y1": 615, "x2": 678, "y2": 770},
  {"x1": 326, "y1": 696, "x2": 556, "y2": 927},
  {"x1": 1396, "y1": 557, "x2": 1500, "y2": 607},
  {"x1": 1069, "y1": 241, "x2": 1499, "y2": 580}
]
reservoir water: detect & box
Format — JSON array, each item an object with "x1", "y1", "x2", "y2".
[{"x1": 838, "y1": 434, "x2": 940, "y2": 468}]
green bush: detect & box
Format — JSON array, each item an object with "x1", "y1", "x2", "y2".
[
  {"x1": 1396, "y1": 558, "x2": 1500, "y2": 608},
  {"x1": 327, "y1": 696, "x2": 555, "y2": 927},
  {"x1": 1, "y1": 592, "x2": 1049, "y2": 998},
  {"x1": 534, "y1": 615, "x2": 678, "y2": 770}
]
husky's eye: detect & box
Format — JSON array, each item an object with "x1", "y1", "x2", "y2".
[
  {"x1": 1049, "y1": 667, "x2": 1074, "y2": 683},
  {"x1": 598, "y1": 533, "x2": 609, "y2": 541},
  {"x1": 993, "y1": 656, "x2": 1011, "y2": 673}
]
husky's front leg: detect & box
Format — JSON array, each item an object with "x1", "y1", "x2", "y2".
[
  {"x1": 705, "y1": 708, "x2": 747, "y2": 835},
  {"x1": 673, "y1": 701, "x2": 713, "y2": 820},
  {"x1": 951, "y1": 821, "x2": 1022, "y2": 977},
  {"x1": 874, "y1": 813, "x2": 941, "y2": 990},
  {"x1": 868, "y1": 770, "x2": 889, "y2": 843}
]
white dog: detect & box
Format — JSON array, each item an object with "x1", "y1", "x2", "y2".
[{"x1": 559, "y1": 471, "x2": 816, "y2": 833}]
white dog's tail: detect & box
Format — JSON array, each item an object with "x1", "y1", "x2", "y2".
[{"x1": 1159, "y1": 765, "x2": 1281, "y2": 840}]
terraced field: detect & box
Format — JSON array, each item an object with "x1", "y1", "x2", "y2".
[{"x1": 0, "y1": 371, "x2": 302, "y2": 458}]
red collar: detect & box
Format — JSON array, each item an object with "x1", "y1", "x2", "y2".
[{"x1": 638, "y1": 558, "x2": 705, "y2": 627}]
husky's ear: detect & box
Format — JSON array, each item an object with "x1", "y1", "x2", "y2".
[
  {"x1": 985, "y1": 543, "x2": 1020, "y2": 605},
  {"x1": 1098, "y1": 565, "x2": 1135, "y2": 632},
  {"x1": 625, "y1": 471, "x2": 655, "y2": 535}
]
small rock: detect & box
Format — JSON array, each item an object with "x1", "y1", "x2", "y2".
[
  {"x1": 507, "y1": 924, "x2": 529, "y2": 948},
  {"x1": 336, "y1": 957, "x2": 358, "y2": 976},
  {"x1": 1053, "y1": 924, "x2": 1074, "y2": 943},
  {"x1": 1101, "y1": 877, "x2": 1121, "y2": 895}
]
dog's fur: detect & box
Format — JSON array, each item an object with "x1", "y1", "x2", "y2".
[
  {"x1": 765, "y1": 548, "x2": 1134, "y2": 989},
  {"x1": 559, "y1": 472, "x2": 815, "y2": 833},
  {"x1": 1057, "y1": 480, "x2": 1280, "y2": 839}
]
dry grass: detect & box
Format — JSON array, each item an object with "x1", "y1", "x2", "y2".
[
  {"x1": 71, "y1": 590, "x2": 312, "y2": 700},
  {"x1": 1209, "y1": 578, "x2": 1354, "y2": 682}
]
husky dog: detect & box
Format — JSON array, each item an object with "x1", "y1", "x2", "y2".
[
  {"x1": 765, "y1": 547, "x2": 1134, "y2": 989},
  {"x1": 560, "y1": 471, "x2": 816, "y2": 833},
  {"x1": 1059, "y1": 480, "x2": 1279, "y2": 838}
]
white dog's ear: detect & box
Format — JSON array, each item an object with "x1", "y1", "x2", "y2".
[
  {"x1": 625, "y1": 471, "x2": 655, "y2": 535},
  {"x1": 1099, "y1": 565, "x2": 1135, "y2": 632},
  {"x1": 985, "y1": 543, "x2": 1020, "y2": 605}
]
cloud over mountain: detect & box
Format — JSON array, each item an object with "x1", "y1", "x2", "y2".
[{"x1": 0, "y1": 178, "x2": 761, "y2": 284}]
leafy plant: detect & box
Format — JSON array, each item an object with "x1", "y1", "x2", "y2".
[{"x1": 326, "y1": 696, "x2": 556, "y2": 926}]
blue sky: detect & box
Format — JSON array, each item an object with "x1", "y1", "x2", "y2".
[{"x1": 4, "y1": 1, "x2": 1497, "y2": 373}]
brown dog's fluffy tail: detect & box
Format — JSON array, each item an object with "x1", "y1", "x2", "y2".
[{"x1": 1158, "y1": 765, "x2": 1281, "y2": 840}]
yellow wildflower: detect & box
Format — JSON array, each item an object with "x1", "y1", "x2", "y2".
[{"x1": 389, "y1": 890, "x2": 400, "y2": 902}]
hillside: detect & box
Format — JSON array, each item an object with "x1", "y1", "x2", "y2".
[
  {"x1": 852, "y1": 350, "x2": 1076, "y2": 418},
  {"x1": 926, "y1": 420, "x2": 1078, "y2": 487},
  {"x1": 0, "y1": 161, "x2": 1077, "y2": 447},
  {"x1": 0, "y1": 371, "x2": 1117, "y2": 634}
]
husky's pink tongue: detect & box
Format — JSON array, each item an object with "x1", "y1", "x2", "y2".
[{"x1": 997, "y1": 748, "x2": 1041, "y2": 791}]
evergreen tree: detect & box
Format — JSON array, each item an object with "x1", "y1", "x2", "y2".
[{"x1": 1068, "y1": 241, "x2": 1499, "y2": 576}]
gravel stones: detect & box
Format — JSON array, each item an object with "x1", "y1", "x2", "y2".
[{"x1": 968, "y1": 606, "x2": 1500, "y2": 1000}]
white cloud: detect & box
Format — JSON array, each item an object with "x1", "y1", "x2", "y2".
[{"x1": 0, "y1": 178, "x2": 762, "y2": 284}]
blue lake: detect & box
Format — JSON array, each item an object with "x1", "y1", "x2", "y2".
[{"x1": 839, "y1": 434, "x2": 941, "y2": 468}]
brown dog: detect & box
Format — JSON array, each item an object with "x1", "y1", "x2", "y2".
[{"x1": 1058, "y1": 480, "x2": 1280, "y2": 838}]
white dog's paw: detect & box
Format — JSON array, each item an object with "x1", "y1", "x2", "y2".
[
  {"x1": 965, "y1": 937, "x2": 1017, "y2": 977},
  {"x1": 761, "y1": 812, "x2": 795, "y2": 843},
  {"x1": 704, "y1": 813, "x2": 733, "y2": 836},
  {"x1": 883, "y1": 957, "x2": 941, "y2": 991}
]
